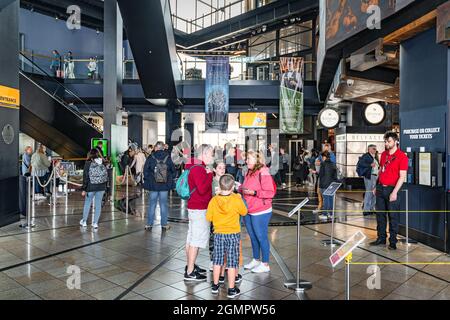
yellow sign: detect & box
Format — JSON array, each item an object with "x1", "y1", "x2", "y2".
[
  {"x1": 0, "y1": 85, "x2": 20, "y2": 109},
  {"x1": 239, "y1": 112, "x2": 267, "y2": 128}
]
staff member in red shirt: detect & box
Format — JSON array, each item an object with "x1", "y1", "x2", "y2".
[{"x1": 370, "y1": 131, "x2": 408, "y2": 250}]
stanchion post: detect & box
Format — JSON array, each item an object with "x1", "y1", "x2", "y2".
[
  {"x1": 53, "y1": 165, "x2": 57, "y2": 205},
  {"x1": 284, "y1": 198, "x2": 312, "y2": 292},
  {"x1": 66, "y1": 174, "x2": 69, "y2": 203},
  {"x1": 330, "y1": 193, "x2": 336, "y2": 255},
  {"x1": 111, "y1": 167, "x2": 116, "y2": 203},
  {"x1": 126, "y1": 166, "x2": 129, "y2": 215},
  {"x1": 345, "y1": 252, "x2": 352, "y2": 300},
  {"x1": 406, "y1": 189, "x2": 409, "y2": 247},
  {"x1": 27, "y1": 176, "x2": 32, "y2": 230},
  {"x1": 32, "y1": 172, "x2": 35, "y2": 201}
]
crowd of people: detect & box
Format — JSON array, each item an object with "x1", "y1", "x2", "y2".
[{"x1": 19, "y1": 130, "x2": 406, "y2": 297}]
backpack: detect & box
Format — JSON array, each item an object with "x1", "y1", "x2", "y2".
[
  {"x1": 152, "y1": 155, "x2": 169, "y2": 183},
  {"x1": 175, "y1": 164, "x2": 202, "y2": 200},
  {"x1": 89, "y1": 162, "x2": 108, "y2": 185},
  {"x1": 356, "y1": 155, "x2": 369, "y2": 178}
]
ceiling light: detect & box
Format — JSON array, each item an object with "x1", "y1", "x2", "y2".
[
  {"x1": 261, "y1": 25, "x2": 267, "y2": 32},
  {"x1": 290, "y1": 18, "x2": 296, "y2": 23},
  {"x1": 55, "y1": 15, "x2": 59, "y2": 20}
]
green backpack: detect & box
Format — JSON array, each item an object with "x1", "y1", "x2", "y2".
[{"x1": 175, "y1": 165, "x2": 202, "y2": 200}]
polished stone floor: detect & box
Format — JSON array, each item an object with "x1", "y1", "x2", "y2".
[{"x1": 1, "y1": 183, "x2": 450, "y2": 300}]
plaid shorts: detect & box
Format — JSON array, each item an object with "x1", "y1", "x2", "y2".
[{"x1": 213, "y1": 233, "x2": 240, "y2": 269}]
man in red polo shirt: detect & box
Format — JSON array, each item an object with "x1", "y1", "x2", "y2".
[{"x1": 370, "y1": 131, "x2": 408, "y2": 250}]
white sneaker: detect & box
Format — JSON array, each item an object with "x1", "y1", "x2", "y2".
[
  {"x1": 282, "y1": 183, "x2": 287, "y2": 189},
  {"x1": 318, "y1": 214, "x2": 329, "y2": 220},
  {"x1": 251, "y1": 263, "x2": 270, "y2": 273},
  {"x1": 92, "y1": 223, "x2": 99, "y2": 229},
  {"x1": 244, "y1": 259, "x2": 260, "y2": 270},
  {"x1": 312, "y1": 209, "x2": 321, "y2": 214},
  {"x1": 79, "y1": 219, "x2": 87, "y2": 227}
]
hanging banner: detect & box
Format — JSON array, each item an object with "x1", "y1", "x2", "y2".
[
  {"x1": 205, "y1": 57, "x2": 229, "y2": 133},
  {"x1": 280, "y1": 57, "x2": 304, "y2": 134}
]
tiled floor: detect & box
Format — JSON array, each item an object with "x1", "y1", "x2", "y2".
[{"x1": 1, "y1": 184, "x2": 450, "y2": 300}]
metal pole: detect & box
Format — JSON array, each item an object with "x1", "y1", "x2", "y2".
[
  {"x1": 111, "y1": 167, "x2": 116, "y2": 203},
  {"x1": 406, "y1": 189, "x2": 409, "y2": 247},
  {"x1": 27, "y1": 176, "x2": 32, "y2": 230},
  {"x1": 296, "y1": 208, "x2": 300, "y2": 291},
  {"x1": 32, "y1": 172, "x2": 35, "y2": 201},
  {"x1": 53, "y1": 165, "x2": 57, "y2": 205},
  {"x1": 330, "y1": 194, "x2": 336, "y2": 254},
  {"x1": 126, "y1": 166, "x2": 129, "y2": 215},
  {"x1": 345, "y1": 253, "x2": 351, "y2": 300},
  {"x1": 66, "y1": 174, "x2": 69, "y2": 203}
]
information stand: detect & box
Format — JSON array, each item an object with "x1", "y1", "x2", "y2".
[
  {"x1": 321, "y1": 182, "x2": 342, "y2": 248},
  {"x1": 284, "y1": 198, "x2": 312, "y2": 292},
  {"x1": 329, "y1": 231, "x2": 366, "y2": 300}
]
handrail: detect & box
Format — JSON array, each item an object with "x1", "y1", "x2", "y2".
[{"x1": 19, "y1": 52, "x2": 103, "y2": 121}]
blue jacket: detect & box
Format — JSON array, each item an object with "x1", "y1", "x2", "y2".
[{"x1": 143, "y1": 150, "x2": 176, "y2": 191}]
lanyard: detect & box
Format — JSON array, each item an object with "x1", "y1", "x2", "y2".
[{"x1": 381, "y1": 154, "x2": 396, "y2": 173}]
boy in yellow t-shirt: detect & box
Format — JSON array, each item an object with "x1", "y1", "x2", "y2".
[{"x1": 206, "y1": 174, "x2": 247, "y2": 299}]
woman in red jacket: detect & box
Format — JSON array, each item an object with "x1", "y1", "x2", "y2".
[{"x1": 241, "y1": 150, "x2": 276, "y2": 273}]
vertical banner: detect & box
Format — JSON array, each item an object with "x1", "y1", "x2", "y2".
[
  {"x1": 280, "y1": 57, "x2": 304, "y2": 134},
  {"x1": 205, "y1": 57, "x2": 229, "y2": 133}
]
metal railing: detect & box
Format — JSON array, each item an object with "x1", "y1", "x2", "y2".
[{"x1": 19, "y1": 52, "x2": 103, "y2": 132}]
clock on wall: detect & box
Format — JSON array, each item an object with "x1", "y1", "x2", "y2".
[
  {"x1": 318, "y1": 108, "x2": 340, "y2": 129},
  {"x1": 363, "y1": 103, "x2": 386, "y2": 125}
]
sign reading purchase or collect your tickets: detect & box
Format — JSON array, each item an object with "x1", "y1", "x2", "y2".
[
  {"x1": 329, "y1": 231, "x2": 366, "y2": 268},
  {"x1": 323, "y1": 182, "x2": 342, "y2": 196}
]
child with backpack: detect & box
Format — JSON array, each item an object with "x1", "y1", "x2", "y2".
[
  {"x1": 80, "y1": 149, "x2": 108, "y2": 230},
  {"x1": 206, "y1": 174, "x2": 248, "y2": 298}
]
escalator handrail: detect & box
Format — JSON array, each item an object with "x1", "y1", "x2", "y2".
[
  {"x1": 19, "y1": 70, "x2": 103, "y2": 134},
  {"x1": 19, "y1": 52, "x2": 103, "y2": 120}
]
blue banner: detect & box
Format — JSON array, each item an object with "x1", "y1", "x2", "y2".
[{"x1": 205, "y1": 57, "x2": 229, "y2": 132}]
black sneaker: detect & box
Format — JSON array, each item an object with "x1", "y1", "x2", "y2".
[
  {"x1": 369, "y1": 239, "x2": 386, "y2": 246},
  {"x1": 211, "y1": 283, "x2": 220, "y2": 294},
  {"x1": 184, "y1": 271, "x2": 207, "y2": 282},
  {"x1": 235, "y1": 274, "x2": 243, "y2": 284},
  {"x1": 218, "y1": 276, "x2": 225, "y2": 284},
  {"x1": 227, "y1": 287, "x2": 240, "y2": 298},
  {"x1": 388, "y1": 243, "x2": 397, "y2": 250},
  {"x1": 185, "y1": 264, "x2": 207, "y2": 274}
]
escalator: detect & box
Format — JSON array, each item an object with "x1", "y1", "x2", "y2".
[{"x1": 19, "y1": 53, "x2": 102, "y2": 158}]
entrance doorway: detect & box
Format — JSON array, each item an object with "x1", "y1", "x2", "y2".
[{"x1": 289, "y1": 140, "x2": 303, "y2": 170}]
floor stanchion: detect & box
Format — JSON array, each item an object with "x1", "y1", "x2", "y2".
[{"x1": 284, "y1": 198, "x2": 312, "y2": 292}]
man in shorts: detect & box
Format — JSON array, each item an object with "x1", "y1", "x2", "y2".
[{"x1": 184, "y1": 144, "x2": 214, "y2": 281}]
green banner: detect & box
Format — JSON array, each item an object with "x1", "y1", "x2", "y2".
[{"x1": 280, "y1": 57, "x2": 304, "y2": 134}]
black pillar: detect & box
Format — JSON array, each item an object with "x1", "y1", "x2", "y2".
[
  {"x1": 0, "y1": 0, "x2": 20, "y2": 226},
  {"x1": 127, "y1": 114, "x2": 143, "y2": 147},
  {"x1": 165, "y1": 106, "x2": 182, "y2": 148}
]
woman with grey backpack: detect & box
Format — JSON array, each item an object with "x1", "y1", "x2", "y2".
[{"x1": 80, "y1": 148, "x2": 108, "y2": 230}]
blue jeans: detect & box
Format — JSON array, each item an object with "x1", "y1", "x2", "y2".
[
  {"x1": 320, "y1": 188, "x2": 333, "y2": 216},
  {"x1": 244, "y1": 212, "x2": 272, "y2": 263},
  {"x1": 82, "y1": 191, "x2": 105, "y2": 224},
  {"x1": 363, "y1": 175, "x2": 377, "y2": 211},
  {"x1": 147, "y1": 191, "x2": 169, "y2": 226}
]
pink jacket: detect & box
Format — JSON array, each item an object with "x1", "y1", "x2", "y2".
[{"x1": 241, "y1": 166, "x2": 276, "y2": 214}]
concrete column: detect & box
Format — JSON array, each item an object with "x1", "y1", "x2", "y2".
[
  {"x1": 0, "y1": 0, "x2": 19, "y2": 226},
  {"x1": 128, "y1": 114, "x2": 143, "y2": 147},
  {"x1": 103, "y1": 0, "x2": 123, "y2": 142}
]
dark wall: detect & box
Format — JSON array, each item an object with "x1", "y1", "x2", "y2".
[
  {"x1": 0, "y1": 0, "x2": 20, "y2": 226},
  {"x1": 399, "y1": 27, "x2": 449, "y2": 251}
]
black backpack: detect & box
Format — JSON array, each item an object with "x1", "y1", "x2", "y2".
[{"x1": 152, "y1": 155, "x2": 169, "y2": 183}]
